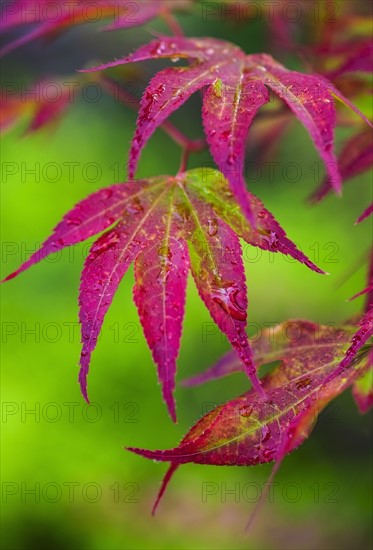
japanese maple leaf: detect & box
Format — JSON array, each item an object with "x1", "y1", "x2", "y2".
[
  {"x1": 316, "y1": 214, "x2": 373, "y2": 405},
  {"x1": 0, "y1": 78, "x2": 73, "y2": 135},
  {"x1": 3, "y1": 168, "x2": 321, "y2": 421},
  {"x1": 85, "y1": 36, "x2": 371, "y2": 223},
  {"x1": 0, "y1": 72, "x2": 141, "y2": 135},
  {"x1": 269, "y1": 1, "x2": 372, "y2": 70},
  {"x1": 127, "y1": 319, "x2": 372, "y2": 513},
  {"x1": 0, "y1": 0, "x2": 191, "y2": 56},
  {"x1": 310, "y1": 128, "x2": 373, "y2": 203},
  {"x1": 324, "y1": 309, "x2": 373, "y2": 406},
  {"x1": 184, "y1": 311, "x2": 373, "y2": 417},
  {"x1": 327, "y1": 38, "x2": 373, "y2": 79},
  {"x1": 325, "y1": 240, "x2": 373, "y2": 385}
]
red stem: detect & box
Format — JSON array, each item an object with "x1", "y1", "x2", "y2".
[
  {"x1": 161, "y1": 10, "x2": 184, "y2": 37},
  {"x1": 99, "y1": 76, "x2": 206, "y2": 165}
]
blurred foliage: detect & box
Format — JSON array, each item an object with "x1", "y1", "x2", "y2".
[{"x1": 1, "y1": 2, "x2": 372, "y2": 549}]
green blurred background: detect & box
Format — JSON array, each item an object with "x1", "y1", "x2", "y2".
[{"x1": 1, "y1": 4, "x2": 372, "y2": 549}]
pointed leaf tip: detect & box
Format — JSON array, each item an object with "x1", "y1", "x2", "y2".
[
  {"x1": 330, "y1": 89, "x2": 373, "y2": 128},
  {"x1": 125, "y1": 449, "x2": 179, "y2": 513},
  {"x1": 309, "y1": 129, "x2": 373, "y2": 204},
  {"x1": 126, "y1": 446, "x2": 162, "y2": 461},
  {"x1": 2, "y1": 270, "x2": 18, "y2": 283},
  {"x1": 166, "y1": 394, "x2": 177, "y2": 424},
  {"x1": 1, "y1": 1, "x2": 190, "y2": 55},
  {"x1": 84, "y1": 39, "x2": 350, "y2": 209},
  {"x1": 356, "y1": 203, "x2": 373, "y2": 224},
  {"x1": 129, "y1": 319, "x2": 370, "y2": 514},
  {"x1": 152, "y1": 463, "x2": 179, "y2": 515},
  {"x1": 78, "y1": 362, "x2": 90, "y2": 404},
  {"x1": 4, "y1": 171, "x2": 330, "y2": 418}
]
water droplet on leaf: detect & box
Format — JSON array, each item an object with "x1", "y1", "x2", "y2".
[{"x1": 207, "y1": 218, "x2": 218, "y2": 236}]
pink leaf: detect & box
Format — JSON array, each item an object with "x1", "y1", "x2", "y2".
[
  {"x1": 127, "y1": 318, "x2": 370, "y2": 511},
  {"x1": 188, "y1": 215, "x2": 264, "y2": 397},
  {"x1": 84, "y1": 37, "x2": 369, "y2": 218},
  {"x1": 79, "y1": 223, "x2": 142, "y2": 402},
  {"x1": 184, "y1": 320, "x2": 352, "y2": 386},
  {"x1": 310, "y1": 129, "x2": 373, "y2": 203},
  {"x1": 202, "y1": 77, "x2": 269, "y2": 224},
  {"x1": 2, "y1": 184, "x2": 134, "y2": 282},
  {"x1": 133, "y1": 219, "x2": 189, "y2": 422},
  {"x1": 251, "y1": 61, "x2": 341, "y2": 193},
  {"x1": 128, "y1": 67, "x2": 215, "y2": 178},
  {"x1": 3, "y1": 169, "x2": 323, "y2": 419},
  {"x1": 323, "y1": 308, "x2": 373, "y2": 385},
  {"x1": 329, "y1": 39, "x2": 373, "y2": 78},
  {"x1": 1, "y1": 1, "x2": 192, "y2": 56}
]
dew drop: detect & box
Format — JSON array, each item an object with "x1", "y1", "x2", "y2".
[
  {"x1": 91, "y1": 231, "x2": 120, "y2": 257},
  {"x1": 226, "y1": 154, "x2": 235, "y2": 166},
  {"x1": 261, "y1": 425, "x2": 271, "y2": 443},
  {"x1": 66, "y1": 217, "x2": 82, "y2": 226},
  {"x1": 295, "y1": 377, "x2": 311, "y2": 390},
  {"x1": 239, "y1": 405, "x2": 253, "y2": 417},
  {"x1": 158, "y1": 245, "x2": 173, "y2": 270},
  {"x1": 220, "y1": 130, "x2": 230, "y2": 141},
  {"x1": 105, "y1": 215, "x2": 116, "y2": 225},
  {"x1": 207, "y1": 218, "x2": 218, "y2": 236},
  {"x1": 155, "y1": 41, "x2": 167, "y2": 55},
  {"x1": 211, "y1": 283, "x2": 246, "y2": 321},
  {"x1": 126, "y1": 197, "x2": 144, "y2": 215},
  {"x1": 101, "y1": 189, "x2": 113, "y2": 200},
  {"x1": 261, "y1": 230, "x2": 279, "y2": 250},
  {"x1": 262, "y1": 448, "x2": 275, "y2": 460}
]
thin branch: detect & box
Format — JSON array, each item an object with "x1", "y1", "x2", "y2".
[
  {"x1": 99, "y1": 75, "x2": 206, "y2": 156},
  {"x1": 161, "y1": 10, "x2": 184, "y2": 37}
]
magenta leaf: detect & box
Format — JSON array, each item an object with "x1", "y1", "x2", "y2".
[
  {"x1": 1, "y1": 0, "x2": 192, "y2": 56},
  {"x1": 3, "y1": 184, "x2": 134, "y2": 281},
  {"x1": 1, "y1": 78, "x2": 73, "y2": 135},
  {"x1": 202, "y1": 77, "x2": 269, "y2": 223},
  {"x1": 3, "y1": 169, "x2": 322, "y2": 419},
  {"x1": 127, "y1": 319, "x2": 371, "y2": 512},
  {"x1": 84, "y1": 37, "x2": 371, "y2": 219},
  {"x1": 349, "y1": 249, "x2": 373, "y2": 312},
  {"x1": 328, "y1": 39, "x2": 373, "y2": 78},
  {"x1": 133, "y1": 213, "x2": 189, "y2": 422},
  {"x1": 324, "y1": 308, "x2": 373, "y2": 386},
  {"x1": 248, "y1": 59, "x2": 341, "y2": 193},
  {"x1": 128, "y1": 66, "x2": 216, "y2": 180},
  {"x1": 188, "y1": 212, "x2": 263, "y2": 396},
  {"x1": 183, "y1": 319, "x2": 356, "y2": 386},
  {"x1": 79, "y1": 222, "x2": 144, "y2": 405},
  {"x1": 310, "y1": 128, "x2": 373, "y2": 203}
]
